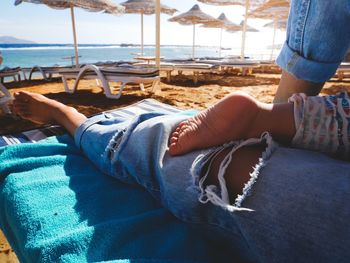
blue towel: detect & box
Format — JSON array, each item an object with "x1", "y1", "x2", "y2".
[{"x1": 0, "y1": 135, "x2": 233, "y2": 262}]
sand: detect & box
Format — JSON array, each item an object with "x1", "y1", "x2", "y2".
[{"x1": 0, "y1": 69, "x2": 349, "y2": 262}]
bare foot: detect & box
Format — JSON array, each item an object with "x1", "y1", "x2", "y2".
[
  {"x1": 13, "y1": 91, "x2": 86, "y2": 136},
  {"x1": 168, "y1": 92, "x2": 261, "y2": 156},
  {"x1": 13, "y1": 91, "x2": 64, "y2": 124}
]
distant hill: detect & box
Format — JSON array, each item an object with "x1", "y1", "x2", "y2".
[{"x1": 0, "y1": 36, "x2": 36, "y2": 44}]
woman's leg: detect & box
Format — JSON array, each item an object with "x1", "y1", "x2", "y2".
[
  {"x1": 12, "y1": 91, "x2": 87, "y2": 136},
  {"x1": 274, "y1": 0, "x2": 350, "y2": 102}
]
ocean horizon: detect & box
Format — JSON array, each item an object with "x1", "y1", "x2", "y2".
[{"x1": 0, "y1": 43, "x2": 276, "y2": 68}]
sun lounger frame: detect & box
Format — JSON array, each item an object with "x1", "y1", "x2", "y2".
[
  {"x1": 60, "y1": 64, "x2": 160, "y2": 99},
  {"x1": 0, "y1": 68, "x2": 21, "y2": 83},
  {"x1": 0, "y1": 83, "x2": 12, "y2": 114},
  {"x1": 169, "y1": 63, "x2": 219, "y2": 84},
  {"x1": 21, "y1": 66, "x2": 66, "y2": 81}
]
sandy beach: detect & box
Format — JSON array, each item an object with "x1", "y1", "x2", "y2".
[
  {"x1": 1, "y1": 69, "x2": 350, "y2": 262},
  {"x1": 2, "y1": 68, "x2": 349, "y2": 135}
]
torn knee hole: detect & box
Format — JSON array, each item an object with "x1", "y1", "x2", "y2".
[{"x1": 195, "y1": 133, "x2": 275, "y2": 210}]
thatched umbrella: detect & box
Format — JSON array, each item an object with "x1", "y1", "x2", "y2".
[
  {"x1": 249, "y1": 0, "x2": 290, "y2": 59},
  {"x1": 201, "y1": 13, "x2": 241, "y2": 57},
  {"x1": 263, "y1": 19, "x2": 287, "y2": 59},
  {"x1": 120, "y1": 0, "x2": 177, "y2": 56},
  {"x1": 14, "y1": 0, "x2": 125, "y2": 67},
  {"x1": 264, "y1": 19, "x2": 287, "y2": 29},
  {"x1": 168, "y1": 4, "x2": 221, "y2": 60},
  {"x1": 197, "y1": 0, "x2": 266, "y2": 58}
]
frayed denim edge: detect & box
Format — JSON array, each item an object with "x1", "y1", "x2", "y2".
[
  {"x1": 190, "y1": 132, "x2": 277, "y2": 212},
  {"x1": 234, "y1": 133, "x2": 276, "y2": 207}
]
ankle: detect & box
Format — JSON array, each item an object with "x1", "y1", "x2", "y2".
[{"x1": 50, "y1": 104, "x2": 74, "y2": 124}]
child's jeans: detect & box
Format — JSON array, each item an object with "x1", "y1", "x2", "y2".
[
  {"x1": 276, "y1": 0, "x2": 350, "y2": 83},
  {"x1": 74, "y1": 108, "x2": 350, "y2": 263}
]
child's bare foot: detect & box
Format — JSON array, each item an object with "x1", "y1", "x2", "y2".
[
  {"x1": 13, "y1": 91, "x2": 87, "y2": 136},
  {"x1": 168, "y1": 92, "x2": 262, "y2": 156}
]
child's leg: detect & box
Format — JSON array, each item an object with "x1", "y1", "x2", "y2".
[
  {"x1": 169, "y1": 92, "x2": 296, "y2": 156},
  {"x1": 12, "y1": 91, "x2": 87, "y2": 136},
  {"x1": 290, "y1": 92, "x2": 350, "y2": 159}
]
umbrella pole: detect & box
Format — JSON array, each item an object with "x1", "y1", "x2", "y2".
[
  {"x1": 70, "y1": 5, "x2": 79, "y2": 68},
  {"x1": 141, "y1": 12, "x2": 144, "y2": 56},
  {"x1": 241, "y1": 0, "x2": 249, "y2": 59},
  {"x1": 270, "y1": 17, "x2": 277, "y2": 60},
  {"x1": 219, "y1": 27, "x2": 223, "y2": 58},
  {"x1": 192, "y1": 24, "x2": 196, "y2": 60},
  {"x1": 155, "y1": 0, "x2": 160, "y2": 69}
]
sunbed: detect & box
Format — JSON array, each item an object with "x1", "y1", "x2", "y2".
[
  {"x1": 21, "y1": 62, "x2": 134, "y2": 81},
  {"x1": 0, "y1": 99, "x2": 235, "y2": 262},
  {"x1": 171, "y1": 62, "x2": 219, "y2": 84},
  {"x1": 0, "y1": 83, "x2": 12, "y2": 114},
  {"x1": 135, "y1": 58, "x2": 221, "y2": 84},
  {"x1": 0, "y1": 67, "x2": 21, "y2": 83},
  {"x1": 59, "y1": 64, "x2": 160, "y2": 99},
  {"x1": 199, "y1": 59, "x2": 260, "y2": 76},
  {"x1": 21, "y1": 65, "x2": 74, "y2": 81},
  {"x1": 133, "y1": 62, "x2": 175, "y2": 82},
  {"x1": 1, "y1": 98, "x2": 350, "y2": 261}
]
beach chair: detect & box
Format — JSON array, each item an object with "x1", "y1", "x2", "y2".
[
  {"x1": 133, "y1": 61, "x2": 175, "y2": 82},
  {"x1": 0, "y1": 67, "x2": 21, "y2": 83},
  {"x1": 0, "y1": 83, "x2": 12, "y2": 114},
  {"x1": 199, "y1": 59, "x2": 260, "y2": 76},
  {"x1": 150, "y1": 61, "x2": 218, "y2": 84},
  {"x1": 0, "y1": 99, "x2": 236, "y2": 262},
  {"x1": 59, "y1": 64, "x2": 160, "y2": 99},
  {"x1": 21, "y1": 65, "x2": 73, "y2": 81},
  {"x1": 173, "y1": 62, "x2": 219, "y2": 84}
]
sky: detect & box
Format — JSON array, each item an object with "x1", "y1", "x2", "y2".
[{"x1": 0, "y1": 0, "x2": 286, "y2": 50}]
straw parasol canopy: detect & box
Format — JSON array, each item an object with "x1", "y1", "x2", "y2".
[
  {"x1": 14, "y1": 0, "x2": 125, "y2": 67},
  {"x1": 264, "y1": 19, "x2": 287, "y2": 29},
  {"x1": 249, "y1": 0, "x2": 290, "y2": 59},
  {"x1": 198, "y1": 0, "x2": 267, "y2": 58},
  {"x1": 120, "y1": 0, "x2": 177, "y2": 56},
  {"x1": 249, "y1": 0, "x2": 289, "y2": 19},
  {"x1": 198, "y1": 0, "x2": 264, "y2": 8},
  {"x1": 201, "y1": 13, "x2": 241, "y2": 57},
  {"x1": 168, "y1": 4, "x2": 221, "y2": 59},
  {"x1": 225, "y1": 21, "x2": 258, "y2": 34}
]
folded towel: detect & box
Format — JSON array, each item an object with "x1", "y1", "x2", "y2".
[{"x1": 0, "y1": 135, "x2": 232, "y2": 262}]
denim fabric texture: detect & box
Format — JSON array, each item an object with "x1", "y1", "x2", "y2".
[
  {"x1": 276, "y1": 0, "x2": 350, "y2": 83},
  {"x1": 75, "y1": 111, "x2": 350, "y2": 262}
]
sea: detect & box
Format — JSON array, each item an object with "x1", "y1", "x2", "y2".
[{"x1": 0, "y1": 43, "x2": 274, "y2": 69}]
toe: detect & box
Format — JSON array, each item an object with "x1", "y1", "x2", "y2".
[{"x1": 170, "y1": 136, "x2": 178, "y2": 144}]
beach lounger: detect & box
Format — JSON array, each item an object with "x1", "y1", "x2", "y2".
[
  {"x1": 0, "y1": 99, "x2": 235, "y2": 262},
  {"x1": 199, "y1": 59, "x2": 260, "y2": 76},
  {"x1": 172, "y1": 63, "x2": 219, "y2": 84},
  {"x1": 336, "y1": 62, "x2": 350, "y2": 81},
  {"x1": 21, "y1": 65, "x2": 73, "y2": 81},
  {"x1": 59, "y1": 64, "x2": 160, "y2": 99},
  {"x1": 133, "y1": 61, "x2": 175, "y2": 82},
  {"x1": 0, "y1": 67, "x2": 21, "y2": 83},
  {"x1": 21, "y1": 62, "x2": 135, "y2": 81},
  {"x1": 0, "y1": 83, "x2": 12, "y2": 114}
]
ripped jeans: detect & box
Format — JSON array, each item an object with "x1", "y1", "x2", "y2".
[
  {"x1": 276, "y1": 0, "x2": 350, "y2": 83},
  {"x1": 74, "y1": 108, "x2": 350, "y2": 263}
]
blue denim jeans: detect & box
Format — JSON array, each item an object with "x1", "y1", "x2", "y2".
[
  {"x1": 74, "y1": 111, "x2": 350, "y2": 262},
  {"x1": 276, "y1": 0, "x2": 350, "y2": 83}
]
